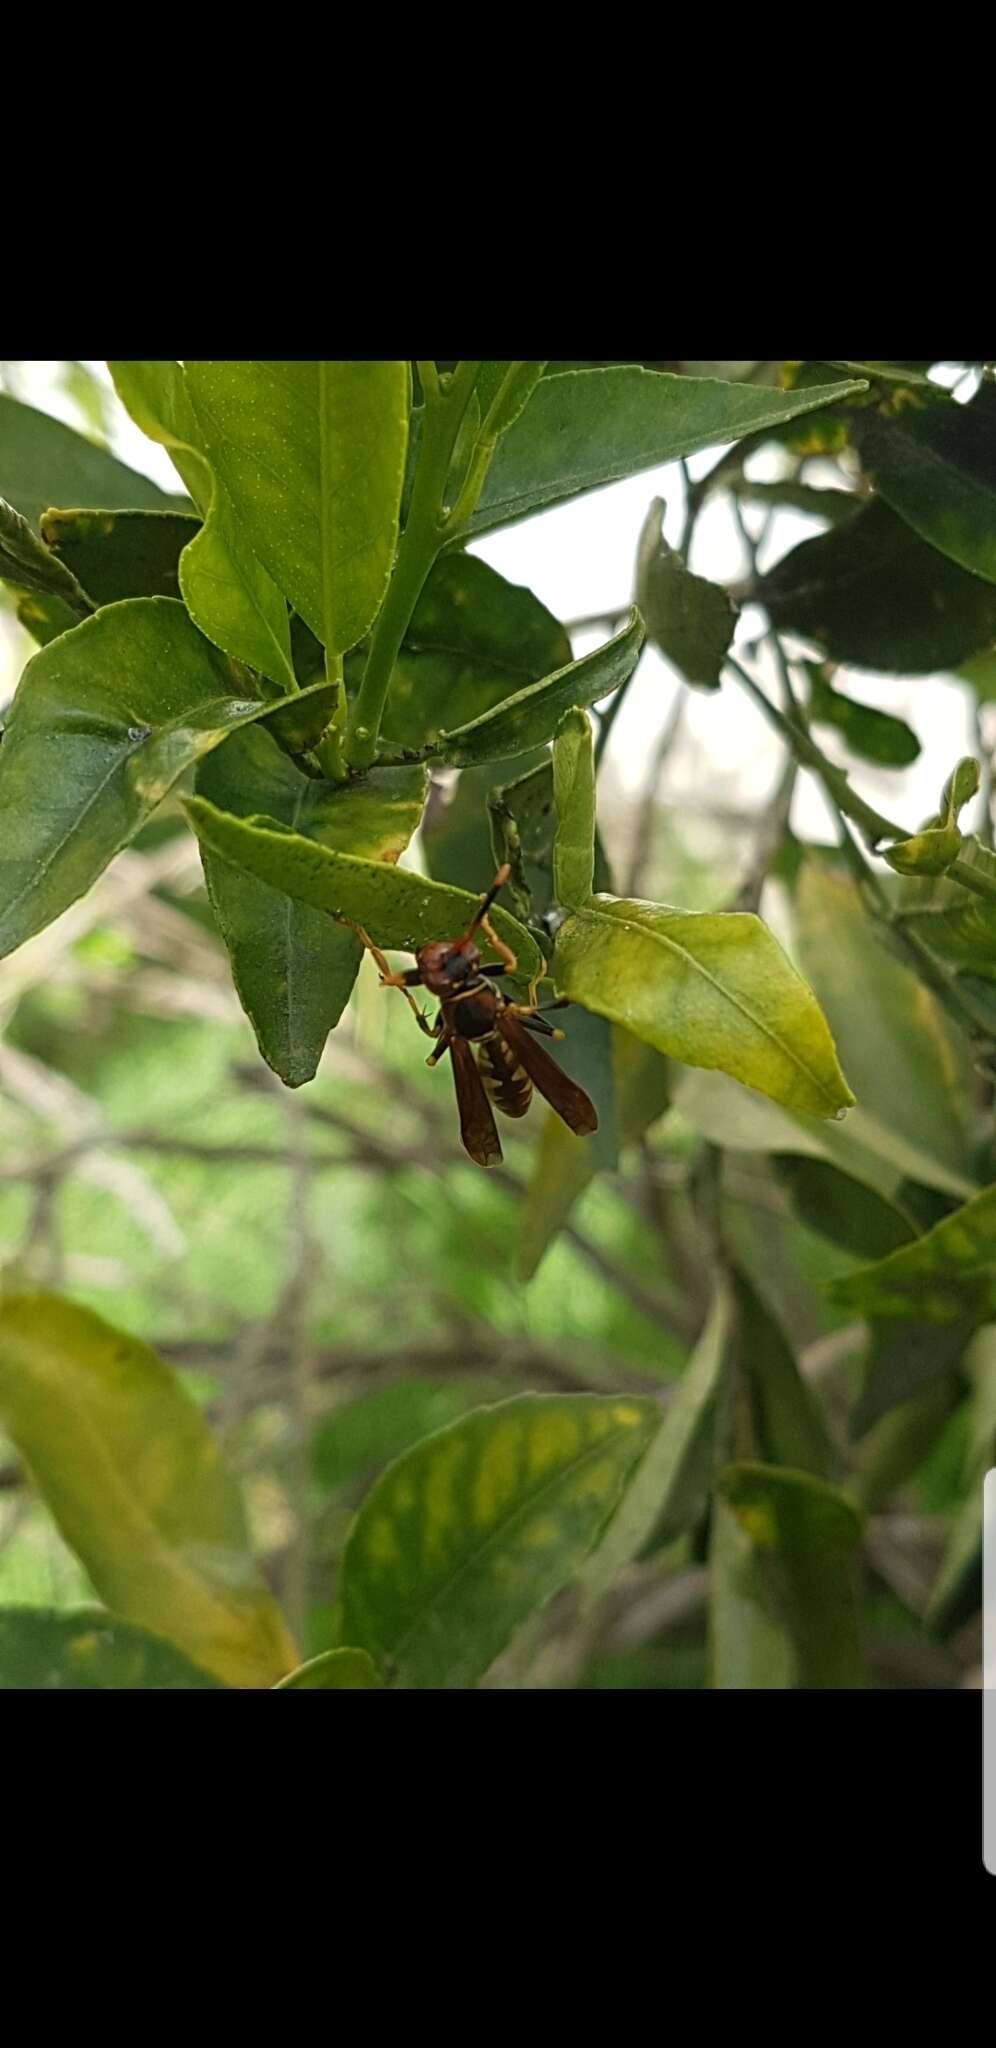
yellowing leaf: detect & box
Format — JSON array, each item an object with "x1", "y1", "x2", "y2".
[
  {"x1": 0, "y1": 1606, "x2": 224, "y2": 1688},
  {"x1": 0, "y1": 1294, "x2": 297, "y2": 1688},
  {"x1": 339, "y1": 1394, "x2": 659, "y2": 1687},
  {"x1": 554, "y1": 894, "x2": 853, "y2": 1119},
  {"x1": 829, "y1": 1180, "x2": 996, "y2": 1325},
  {"x1": 709, "y1": 1464, "x2": 865, "y2": 1688}
]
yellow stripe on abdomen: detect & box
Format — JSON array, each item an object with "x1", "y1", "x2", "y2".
[{"x1": 476, "y1": 1035, "x2": 532, "y2": 1118}]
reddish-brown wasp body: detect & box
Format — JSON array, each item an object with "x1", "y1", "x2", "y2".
[{"x1": 350, "y1": 867, "x2": 598, "y2": 1167}]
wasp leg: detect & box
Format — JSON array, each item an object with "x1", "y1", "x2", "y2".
[
  {"x1": 479, "y1": 913, "x2": 518, "y2": 979},
  {"x1": 517, "y1": 1012, "x2": 563, "y2": 1039},
  {"x1": 525, "y1": 952, "x2": 550, "y2": 1010},
  {"x1": 506, "y1": 986, "x2": 568, "y2": 1040},
  {"x1": 426, "y1": 1020, "x2": 451, "y2": 1067},
  {"x1": 345, "y1": 920, "x2": 428, "y2": 1028}
]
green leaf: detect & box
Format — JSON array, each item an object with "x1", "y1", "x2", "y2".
[
  {"x1": 849, "y1": 1318, "x2": 977, "y2": 1438},
  {"x1": 554, "y1": 893, "x2": 853, "y2": 1119},
  {"x1": 312, "y1": 1378, "x2": 497, "y2": 1493},
  {"x1": 826, "y1": 361, "x2": 937, "y2": 387},
  {"x1": 475, "y1": 361, "x2": 548, "y2": 439},
  {"x1": 635, "y1": 496, "x2": 736, "y2": 688},
  {"x1": 924, "y1": 1489, "x2": 984, "y2": 1637},
  {"x1": 339, "y1": 1393, "x2": 659, "y2": 1687},
  {"x1": 709, "y1": 1464, "x2": 865, "y2": 1688},
  {"x1": 766, "y1": 364, "x2": 867, "y2": 454},
  {"x1": 446, "y1": 389, "x2": 482, "y2": 506},
  {"x1": 884, "y1": 756, "x2": 980, "y2": 874},
  {"x1": 425, "y1": 610, "x2": 645, "y2": 767},
  {"x1": 854, "y1": 387, "x2": 996, "y2": 585},
  {"x1": 924, "y1": 1330, "x2": 996, "y2": 1634},
  {"x1": 672, "y1": 1065, "x2": 977, "y2": 1207},
  {"x1": 552, "y1": 707, "x2": 595, "y2": 910},
  {"x1": 546, "y1": 1006, "x2": 619, "y2": 1170},
  {"x1": 184, "y1": 360, "x2": 411, "y2": 654},
  {"x1": 897, "y1": 839, "x2": 996, "y2": 980},
  {"x1": 108, "y1": 360, "x2": 296, "y2": 690},
  {"x1": 517, "y1": 1103, "x2": 601, "y2": 1282},
  {"x1": 488, "y1": 758, "x2": 558, "y2": 922},
  {"x1": 518, "y1": 1027, "x2": 671, "y2": 1280},
  {"x1": 0, "y1": 597, "x2": 331, "y2": 962},
  {"x1": 882, "y1": 827, "x2": 963, "y2": 877},
  {"x1": 487, "y1": 754, "x2": 612, "y2": 927},
  {"x1": 761, "y1": 498, "x2": 996, "y2": 673},
  {"x1": 424, "y1": 750, "x2": 549, "y2": 906},
  {"x1": 0, "y1": 391, "x2": 185, "y2": 527},
  {"x1": 273, "y1": 1648, "x2": 383, "y2": 1690},
  {"x1": 183, "y1": 794, "x2": 542, "y2": 985},
  {"x1": 61, "y1": 361, "x2": 116, "y2": 438},
  {"x1": 772, "y1": 1154, "x2": 916, "y2": 1260},
  {"x1": 956, "y1": 646, "x2": 996, "y2": 699},
  {"x1": 12, "y1": 590, "x2": 81, "y2": 646},
  {"x1": 0, "y1": 1293, "x2": 297, "y2": 1687},
  {"x1": 829, "y1": 1180, "x2": 996, "y2": 1326},
  {"x1": 792, "y1": 859, "x2": 974, "y2": 1175},
  {"x1": 197, "y1": 731, "x2": 426, "y2": 1085},
  {"x1": 460, "y1": 368, "x2": 868, "y2": 537},
  {"x1": 0, "y1": 1606, "x2": 224, "y2": 1688},
  {"x1": 804, "y1": 665, "x2": 920, "y2": 768},
  {"x1": 852, "y1": 1378, "x2": 961, "y2": 1511},
  {"x1": 732, "y1": 1268, "x2": 834, "y2": 1478},
  {"x1": 578, "y1": 1644, "x2": 707, "y2": 1689},
  {"x1": 581, "y1": 1289, "x2": 732, "y2": 1609},
  {"x1": 40, "y1": 506, "x2": 199, "y2": 605},
  {"x1": 0, "y1": 495, "x2": 92, "y2": 613},
  {"x1": 257, "y1": 683, "x2": 342, "y2": 764},
  {"x1": 378, "y1": 552, "x2": 572, "y2": 752},
  {"x1": 936, "y1": 754, "x2": 982, "y2": 825}
]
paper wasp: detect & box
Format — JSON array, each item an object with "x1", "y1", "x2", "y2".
[{"x1": 349, "y1": 866, "x2": 598, "y2": 1168}]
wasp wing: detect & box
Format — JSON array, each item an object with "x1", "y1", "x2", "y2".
[
  {"x1": 449, "y1": 1033, "x2": 504, "y2": 1167},
  {"x1": 497, "y1": 1008, "x2": 598, "y2": 1137}
]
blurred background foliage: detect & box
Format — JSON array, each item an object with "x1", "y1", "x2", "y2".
[{"x1": 0, "y1": 359, "x2": 991, "y2": 1690}]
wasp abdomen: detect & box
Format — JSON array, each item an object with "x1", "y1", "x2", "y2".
[{"x1": 476, "y1": 1031, "x2": 532, "y2": 1118}]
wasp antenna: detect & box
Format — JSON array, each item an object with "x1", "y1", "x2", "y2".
[{"x1": 466, "y1": 863, "x2": 512, "y2": 937}]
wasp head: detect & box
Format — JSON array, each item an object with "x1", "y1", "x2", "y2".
[{"x1": 415, "y1": 936, "x2": 481, "y2": 997}]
